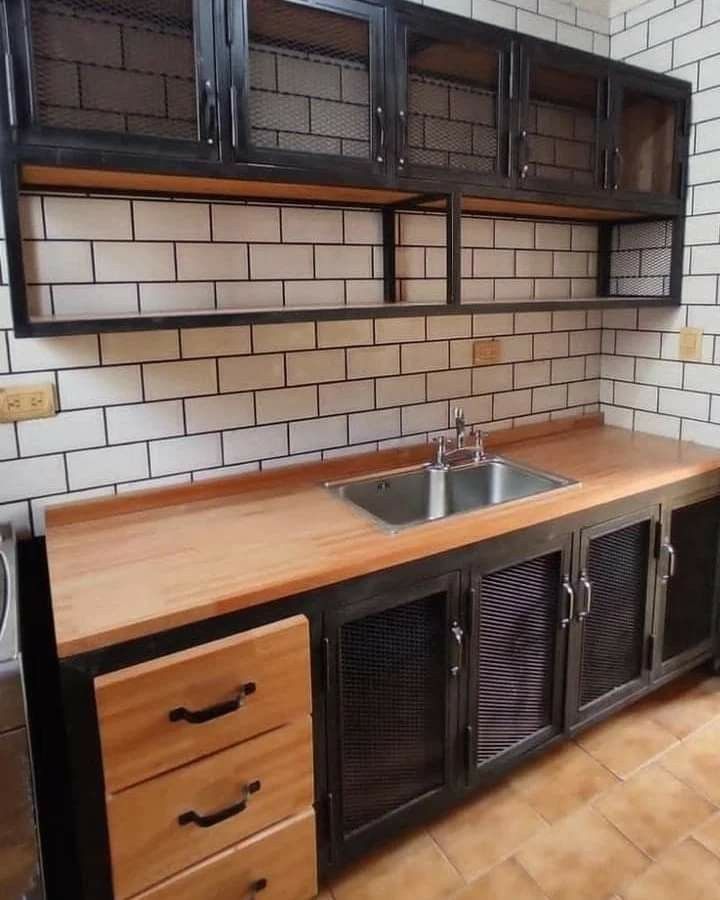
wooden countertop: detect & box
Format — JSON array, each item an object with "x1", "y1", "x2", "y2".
[{"x1": 45, "y1": 417, "x2": 720, "y2": 658}]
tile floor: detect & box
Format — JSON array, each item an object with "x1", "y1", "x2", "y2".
[{"x1": 321, "y1": 668, "x2": 720, "y2": 900}]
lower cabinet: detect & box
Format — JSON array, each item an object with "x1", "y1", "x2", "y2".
[
  {"x1": 324, "y1": 571, "x2": 461, "y2": 863},
  {"x1": 654, "y1": 490, "x2": 720, "y2": 677},
  {"x1": 566, "y1": 507, "x2": 659, "y2": 730}
]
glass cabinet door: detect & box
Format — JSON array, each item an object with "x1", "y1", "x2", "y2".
[
  {"x1": 235, "y1": 0, "x2": 385, "y2": 172},
  {"x1": 613, "y1": 82, "x2": 683, "y2": 197},
  {"x1": 519, "y1": 46, "x2": 604, "y2": 192},
  {"x1": 17, "y1": 0, "x2": 218, "y2": 157},
  {"x1": 397, "y1": 14, "x2": 510, "y2": 183}
]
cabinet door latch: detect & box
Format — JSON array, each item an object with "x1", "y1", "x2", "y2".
[{"x1": 450, "y1": 620, "x2": 464, "y2": 676}]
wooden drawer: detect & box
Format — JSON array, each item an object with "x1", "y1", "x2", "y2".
[
  {"x1": 133, "y1": 809, "x2": 317, "y2": 900},
  {"x1": 107, "y1": 717, "x2": 313, "y2": 899},
  {"x1": 95, "y1": 615, "x2": 311, "y2": 792}
]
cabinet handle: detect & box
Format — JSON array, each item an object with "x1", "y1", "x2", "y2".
[
  {"x1": 230, "y1": 83, "x2": 240, "y2": 151},
  {"x1": 178, "y1": 779, "x2": 261, "y2": 828},
  {"x1": 662, "y1": 541, "x2": 676, "y2": 581},
  {"x1": 578, "y1": 572, "x2": 592, "y2": 620},
  {"x1": 4, "y1": 49, "x2": 16, "y2": 128},
  {"x1": 560, "y1": 576, "x2": 575, "y2": 629},
  {"x1": 375, "y1": 105, "x2": 385, "y2": 163},
  {"x1": 518, "y1": 129, "x2": 529, "y2": 179},
  {"x1": 201, "y1": 79, "x2": 217, "y2": 145},
  {"x1": 612, "y1": 146, "x2": 623, "y2": 190},
  {"x1": 398, "y1": 109, "x2": 407, "y2": 167},
  {"x1": 450, "y1": 620, "x2": 464, "y2": 676},
  {"x1": 168, "y1": 681, "x2": 256, "y2": 724},
  {"x1": 602, "y1": 148, "x2": 609, "y2": 190},
  {"x1": 225, "y1": 0, "x2": 234, "y2": 45}
]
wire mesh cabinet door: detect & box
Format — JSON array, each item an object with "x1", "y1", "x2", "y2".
[
  {"x1": 466, "y1": 535, "x2": 572, "y2": 785},
  {"x1": 566, "y1": 507, "x2": 659, "y2": 731},
  {"x1": 10, "y1": 0, "x2": 219, "y2": 158},
  {"x1": 653, "y1": 489, "x2": 720, "y2": 680},
  {"x1": 230, "y1": 0, "x2": 386, "y2": 174},
  {"x1": 324, "y1": 570, "x2": 461, "y2": 865},
  {"x1": 394, "y1": 7, "x2": 512, "y2": 186}
]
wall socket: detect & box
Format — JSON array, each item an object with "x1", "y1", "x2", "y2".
[
  {"x1": 472, "y1": 339, "x2": 502, "y2": 365},
  {"x1": 0, "y1": 384, "x2": 57, "y2": 423},
  {"x1": 678, "y1": 326, "x2": 704, "y2": 362}
]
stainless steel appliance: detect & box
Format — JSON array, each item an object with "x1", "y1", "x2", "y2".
[{"x1": 0, "y1": 525, "x2": 45, "y2": 899}]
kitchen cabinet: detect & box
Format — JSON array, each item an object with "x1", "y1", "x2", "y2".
[
  {"x1": 466, "y1": 535, "x2": 571, "y2": 782},
  {"x1": 324, "y1": 570, "x2": 461, "y2": 864},
  {"x1": 8, "y1": 0, "x2": 219, "y2": 159},
  {"x1": 654, "y1": 490, "x2": 720, "y2": 679},
  {"x1": 393, "y1": 6, "x2": 511, "y2": 186},
  {"x1": 566, "y1": 507, "x2": 659, "y2": 729},
  {"x1": 228, "y1": 0, "x2": 386, "y2": 175}
]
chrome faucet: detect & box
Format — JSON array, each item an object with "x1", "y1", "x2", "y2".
[
  {"x1": 454, "y1": 407, "x2": 466, "y2": 449},
  {"x1": 431, "y1": 407, "x2": 487, "y2": 469}
]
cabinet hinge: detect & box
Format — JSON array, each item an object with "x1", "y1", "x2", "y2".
[
  {"x1": 654, "y1": 520, "x2": 663, "y2": 559},
  {"x1": 322, "y1": 636, "x2": 331, "y2": 695},
  {"x1": 647, "y1": 633, "x2": 656, "y2": 670}
]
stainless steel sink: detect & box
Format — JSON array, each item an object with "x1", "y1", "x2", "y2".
[{"x1": 326, "y1": 457, "x2": 577, "y2": 531}]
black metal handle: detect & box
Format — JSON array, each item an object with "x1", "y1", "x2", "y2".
[
  {"x1": 577, "y1": 572, "x2": 592, "y2": 620},
  {"x1": 201, "y1": 79, "x2": 217, "y2": 146},
  {"x1": 518, "y1": 129, "x2": 529, "y2": 179},
  {"x1": 398, "y1": 109, "x2": 407, "y2": 167},
  {"x1": 560, "y1": 575, "x2": 575, "y2": 629},
  {"x1": 169, "y1": 681, "x2": 255, "y2": 724},
  {"x1": 230, "y1": 83, "x2": 240, "y2": 151},
  {"x1": 613, "y1": 146, "x2": 623, "y2": 190},
  {"x1": 375, "y1": 105, "x2": 385, "y2": 163},
  {"x1": 662, "y1": 540, "x2": 676, "y2": 581},
  {"x1": 4, "y1": 50, "x2": 16, "y2": 128},
  {"x1": 450, "y1": 620, "x2": 464, "y2": 676},
  {"x1": 178, "y1": 780, "x2": 261, "y2": 829}
]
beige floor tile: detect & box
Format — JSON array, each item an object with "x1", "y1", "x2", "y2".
[
  {"x1": 511, "y1": 741, "x2": 618, "y2": 822},
  {"x1": 576, "y1": 708, "x2": 678, "y2": 778},
  {"x1": 619, "y1": 838, "x2": 720, "y2": 900},
  {"x1": 516, "y1": 806, "x2": 649, "y2": 900},
  {"x1": 454, "y1": 858, "x2": 546, "y2": 900},
  {"x1": 594, "y1": 764, "x2": 716, "y2": 858},
  {"x1": 693, "y1": 811, "x2": 720, "y2": 857},
  {"x1": 330, "y1": 830, "x2": 463, "y2": 900},
  {"x1": 429, "y1": 783, "x2": 547, "y2": 881},
  {"x1": 644, "y1": 676, "x2": 720, "y2": 740},
  {"x1": 661, "y1": 720, "x2": 720, "y2": 805}
]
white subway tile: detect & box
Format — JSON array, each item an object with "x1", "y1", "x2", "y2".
[
  {"x1": 250, "y1": 245, "x2": 313, "y2": 279},
  {"x1": 635, "y1": 358, "x2": 683, "y2": 387},
  {"x1": 185, "y1": 393, "x2": 254, "y2": 433},
  {"x1": 219, "y1": 354, "x2": 284, "y2": 392},
  {"x1": 317, "y1": 319, "x2": 373, "y2": 348},
  {"x1": 685, "y1": 362, "x2": 720, "y2": 393},
  {"x1": 375, "y1": 317, "x2": 426, "y2": 343},
  {"x1": 462, "y1": 217, "x2": 494, "y2": 248},
  {"x1": 176, "y1": 243, "x2": 248, "y2": 280},
  {"x1": 571, "y1": 225, "x2": 598, "y2": 251},
  {"x1": 401, "y1": 341, "x2": 449, "y2": 373},
  {"x1": 101, "y1": 330, "x2": 179, "y2": 365},
  {"x1": 634, "y1": 410, "x2": 681, "y2": 439},
  {"x1": 59, "y1": 366, "x2": 142, "y2": 409},
  {"x1": 347, "y1": 345, "x2": 399, "y2": 379},
  {"x1": 19, "y1": 196, "x2": 44, "y2": 240},
  {"x1": 611, "y1": 21, "x2": 648, "y2": 59},
  {"x1": 9, "y1": 334, "x2": 98, "y2": 372},
  {"x1": 472, "y1": 364, "x2": 514, "y2": 394},
  {"x1": 44, "y1": 197, "x2": 132, "y2": 240},
  {"x1": 262, "y1": 452, "x2": 321, "y2": 469},
  {"x1": 515, "y1": 311, "x2": 552, "y2": 333},
  {"x1": 191, "y1": 464, "x2": 257, "y2": 482},
  {"x1": 150, "y1": 433, "x2": 222, "y2": 476},
  {"x1": 473, "y1": 313, "x2": 514, "y2": 336},
  {"x1": 343, "y1": 210, "x2": 382, "y2": 244},
  {"x1": 118, "y1": 474, "x2": 190, "y2": 494},
  {"x1": 143, "y1": 359, "x2": 217, "y2": 400},
  {"x1": 376, "y1": 373, "x2": 426, "y2": 407},
  {"x1": 284, "y1": 280, "x2": 344, "y2": 307},
  {"x1": 567, "y1": 380, "x2": 600, "y2": 406},
  {"x1": 67, "y1": 443, "x2": 148, "y2": 490},
  {"x1": 399, "y1": 213, "x2": 446, "y2": 246},
  {"x1": 53, "y1": 283, "x2": 138, "y2": 316},
  {"x1": 140, "y1": 282, "x2": 215, "y2": 313},
  {"x1": 533, "y1": 384, "x2": 568, "y2": 413},
  {"x1": 558, "y1": 23, "x2": 594, "y2": 51},
  {"x1": 319, "y1": 380, "x2": 374, "y2": 415},
  {"x1": 552, "y1": 310, "x2": 586, "y2": 331},
  {"x1": 286, "y1": 349, "x2": 345, "y2": 385},
  {"x1": 289, "y1": 415, "x2": 346, "y2": 453},
  {"x1": 255, "y1": 385, "x2": 317, "y2": 423},
  {"x1": 659, "y1": 387, "x2": 709, "y2": 419},
  {"x1": 349, "y1": 408, "x2": 401, "y2": 443},
  {"x1": 570, "y1": 330, "x2": 601, "y2": 355},
  {"x1": 315, "y1": 245, "x2": 372, "y2": 279},
  {"x1": 0, "y1": 455, "x2": 66, "y2": 502},
  {"x1": 282, "y1": 207, "x2": 343, "y2": 243},
  {"x1": 426, "y1": 315, "x2": 471, "y2": 340},
  {"x1": 534, "y1": 332, "x2": 569, "y2": 359},
  {"x1": 471, "y1": 0, "x2": 516, "y2": 28},
  {"x1": 181, "y1": 326, "x2": 250, "y2": 358},
  {"x1": 23, "y1": 241, "x2": 93, "y2": 283},
  {"x1": 212, "y1": 205, "x2": 280, "y2": 242},
  {"x1": 682, "y1": 418, "x2": 720, "y2": 447},
  {"x1": 427, "y1": 369, "x2": 472, "y2": 400},
  {"x1": 223, "y1": 424, "x2": 288, "y2": 463},
  {"x1": 517, "y1": 10, "x2": 557, "y2": 41},
  {"x1": 614, "y1": 381, "x2": 658, "y2": 411},
  {"x1": 0, "y1": 423, "x2": 15, "y2": 460},
  {"x1": 94, "y1": 242, "x2": 175, "y2": 282},
  {"x1": 133, "y1": 200, "x2": 210, "y2": 241},
  {"x1": 17, "y1": 409, "x2": 105, "y2": 456},
  {"x1": 552, "y1": 356, "x2": 587, "y2": 383},
  {"x1": 473, "y1": 249, "x2": 515, "y2": 277},
  {"x1": 515, "y1": 360, "x2": 551, "y2": 388},
  {"x1": 687, "y1": 305, "x2": 720, "y2": 333},
  {"x1": 253, "y1": 322, "x2": 315, "y2": 352},
  {"x1": 675, "y1": 20, "x2": 720, "y2": 66},
  {"x1": 0, "y1": 501, "x2": 31, "y2": 536},
  {"x1": 615, "y1": 330, "x2": 662, "y2": 357},
  {"x1": 31, "y1": 487, "x2": 114, "y2": 535},
  {"x1": 648, "y1": 0, "x2": 700, "y2": 46},
  {"x1": 494, "y1": 389, "x2": 532, "y2": 418},
  {"x1": 106, "y1": 400, "x2": 184, "y2": 443},
  {"x1": 402, "y1": 401, "x2": 448, "y2": 434},
  {"x1": 216, "y1": 281, "x2": 283, "y2": 309},
  {"x1": 637, "y1": 307, "x2": 686, "y2": 331}
]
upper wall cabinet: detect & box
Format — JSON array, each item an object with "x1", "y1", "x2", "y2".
[
  {"x1": 609, "y1": 71, "x2": 689, "y2": 203},
  {"x1": 8, "y1": 0, "x2": 219, "y2": 159},
  {"x1": 516, "y1": 42, "x2": 607, "y2": 196},
  {"x1": 228, "y1": 0, "x2": 386, "y2": 175},
  {"x1": 393, "y1": 6, "x2": 511, "y2": 187}
]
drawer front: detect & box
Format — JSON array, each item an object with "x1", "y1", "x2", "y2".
[
  {"x1": 134, "y1": 809, "x2": 317, "y2": 900},
  {"x1": 108, "y1": 717, "x2": 314, "y2": 899},
  {"x1": 95, "y1": 615, "x2": 311, "y2": 791}
]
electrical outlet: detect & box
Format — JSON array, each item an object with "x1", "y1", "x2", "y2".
[
  {"x1": 0, "y1": 384, "x2": 56, "y2": 423},
  {"x1": 473, "y1": 339, "x2": 501, "y2": 366},
  {"x1": 678, "y1": 326, "x2": 703, "y2": 362}
]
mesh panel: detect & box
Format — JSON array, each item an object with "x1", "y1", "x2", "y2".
[
  {"x1": 407, "y1": 34, "x2": 498, "y2": 173},
  {"x1": 609, "y1": 220, "x2": 673, "y2": 297},
  {"x1": 339, "y1": 593, "x2": 446, "y2": 835},
  {"x1": 248, "y1": 0, "x2": 371, "y2": 159},
  {"x1": 28, "y1": 0, "x2": 199, "y2": 139},
  {"x1": 579, "y1": 520, "x2": 649, "y2": 708},
  {"x1": 663, "y1": 497, "x2": 720, "y2": 662},
  {"x1": 473, "y1": 553, "x2": 560, "y2": 767}
]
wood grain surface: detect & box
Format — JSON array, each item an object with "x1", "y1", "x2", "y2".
[{"x1": 45, "y1": 418, "x2": 720, "y2": 657}]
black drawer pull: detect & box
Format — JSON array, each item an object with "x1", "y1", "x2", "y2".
[
  {"x1": 168, "y1": 681, "x2": 256, "y2": 724},
  {"x1": 178, "y1": 780, "x2": 261, "y2": 829}
]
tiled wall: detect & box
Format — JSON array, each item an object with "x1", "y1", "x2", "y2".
[
  {"x1": 0, "y1": 0, "x2": 615, "y2": 536},
  {"x1": 601, "y1": 0, "x2": 720, "y2": 442}
]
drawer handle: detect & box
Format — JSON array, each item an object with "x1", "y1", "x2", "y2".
[
  {"x1": 178, "y1": 779, "x2": 261, "y2": 829},
  {"x1": 251, "y1": 879, "x2": 268, "y2": 896},
  {"x1": 168, "y1": 681, "x2": 256, "y2": 724}
]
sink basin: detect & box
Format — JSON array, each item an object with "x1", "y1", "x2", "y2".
[{"x1": 327, "y1": 457, "x2": 577, "y2": 531}]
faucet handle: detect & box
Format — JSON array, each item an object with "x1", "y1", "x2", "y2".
[
  {"x1": 471, "y1": 428, "x2": 487, "y2": 460},
  {"x1": 453, "y1": 406, "x2": 465, "y2": 422},
  {"x1": 431, "y1": 435, "x2": 447, "y2": 466}
]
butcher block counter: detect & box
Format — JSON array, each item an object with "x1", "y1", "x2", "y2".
[{"x1": 45, "y1": 414, "x2": 720, "y2": 659}]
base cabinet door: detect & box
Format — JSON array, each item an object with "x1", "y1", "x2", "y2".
[
  {"x1": 566, "y1": 507, "x2": 658, "y2": 730},
  {"x1": 324, "y1": 571, "x2": 461, "y2": 865},
  {"x1": 467, "y1": 536, "x2": 572, "y2": 783},
  {"x1": 654, "y1": 491, "x2": 720, "y2": 678}
]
